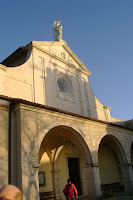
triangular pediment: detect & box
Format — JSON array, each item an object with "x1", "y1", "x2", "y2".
[{"x1": 30, "y1": 40, "x2": 91, "y2": 76}]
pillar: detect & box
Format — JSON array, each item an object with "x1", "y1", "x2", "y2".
[
  {"x1": 119, "y1": 163, "x2": 133, "y2": 195},
  {"x1": 92, "y1": 163, "x2": 102, "y2": 200},
  {"x1": 51, "y1": 169, "x2": 61, "y2": 200}
]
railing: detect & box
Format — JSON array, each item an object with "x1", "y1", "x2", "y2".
[{"x1": 101, "y1": 182, "x2": 124, "y2": 193}]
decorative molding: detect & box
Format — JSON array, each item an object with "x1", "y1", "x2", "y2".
[
  {"x1": 63, "y1": 42, "x2": 91, "y2": 76},
  {"x1": 77, "y1": 76, "x2": 84, "y2": 115},
  {"x1": 84, "y1": 163, "x2": 99, "y2": 167},
  {"x1": 0, "y1": 103, "x2": 9, "y2": 110},
  {"x1": 119, "y1": 163, "x2": 133, "y2": 167},
  {"x1": 0, "y1": 64, "x2": 7, "y2": 72},
  {"x1": 39, "y1": 56, "x2": 46, "y2": 105},
  {"x1": 84, "y1": 80, "x2": 91, "y2": 116},
  {"x1": 32, "y1": 163, "x2": 41, "y2": 168},
  {"x1": 50, "y1": 60, "x2": 77, "y2": 76},
  {"x1": 56, "y1": 72, "x2": 76, "y2": 103},
  {"x1": 93, "y1": 163, "x2": 100, "y2": 167},
  {"x1": 32, "y1": 43, "x2": 91, "y2": 76}
]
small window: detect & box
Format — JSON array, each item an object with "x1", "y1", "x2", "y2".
[{"x1": 38, "y1": 172, "x2": 45, "y2": 187}]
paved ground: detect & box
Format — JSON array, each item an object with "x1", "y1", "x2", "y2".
[
  {"x1": 78, "y1": 195, "x2": 133, "y2": 200},
  {"x1": 115, "y1": 197, "x2": 133, "y2": 200}
]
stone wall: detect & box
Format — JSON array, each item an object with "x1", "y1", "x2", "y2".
[
  {"x1": 0, "y1": 100, "x2": 9, "y2": 187},
  {"x1": 11, "y1": 102, "x2": 133, "y2": 200}
]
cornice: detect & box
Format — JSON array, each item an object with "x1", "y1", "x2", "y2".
[
  {"x1": 63, "y1": 43, "x2": 91, "y2": 76},
  {"x1": 0, "y1": 103, "x2": 9, "y2": 110},
  {"x1": 31, "y1": 42, "x2": 91, "y2": 76},
  {"x1": 0, "y1": 64, "x2": 7, "y2": 72},
  {"x1": 0, "y1": 94, "x2": 132, "y2": 132}
]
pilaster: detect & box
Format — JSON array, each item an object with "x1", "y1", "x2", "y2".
[{"x1": 0, "y1": 64, "x2": 7, "y2": 95}]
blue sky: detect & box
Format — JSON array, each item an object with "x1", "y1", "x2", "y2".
[{"x1": 0, "y1": 0, "x2": 133, "y2": 121}]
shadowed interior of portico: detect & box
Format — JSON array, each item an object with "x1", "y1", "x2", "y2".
[
  {"x1": 38, "y1": 125, "x2": 95, "y2": 200},
  {"x1": 98, "y1": 133, "x2": 132, "y2": 199}
]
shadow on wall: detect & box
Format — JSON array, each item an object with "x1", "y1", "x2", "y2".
[
  {"x1": 0, "y1": 109, "x2": 9, "y2": 187},
  {"x1": 18, "y1": 108, "x2": 98, "y2": 200},
  {"x1": 111, "y1": 118, "x2": 133, "y2": 130},
  {"x1": 45, "y1": 64, "x2": 98, "y2": 119},
  {"x1": 1, "y1": 49, "x2": 100, "y2": 119},
  {"x1": 98, "y1": 131, "x2": 133, "y2": 197},
  {"x1": 4, "y1": 99, "x2": 133, "y2": 200},
  {"x1": 125, "y1": 119, "x2": 133, "y2": 129},
  {"x1": 37, "y1": 125, "x2": 96, "y2": 200}
]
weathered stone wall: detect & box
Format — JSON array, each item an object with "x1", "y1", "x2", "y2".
[
  {"x1": 1, "y1": 41, "x2": 111, "y2": 122},
  {"x1": 12, "y1": 103, "x2": 133, "y2": 200},
  {"x1": 0, "y1": 100, "x2": 9, "y2": 187}
]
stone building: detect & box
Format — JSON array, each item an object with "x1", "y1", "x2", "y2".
[{"x1": 0, "y1": 22, "x2": 133, "y2": 200}]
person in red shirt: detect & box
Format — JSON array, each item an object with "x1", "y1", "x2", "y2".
[{"x1": 63, "y1": 179, "x2": 78, "y2": 200}]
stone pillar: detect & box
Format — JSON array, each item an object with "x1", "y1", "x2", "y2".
[
  {"x1": 92, "y1": 164, "x2": 102, "y2": 200},
  {"x1": 83, "y1": 165, "x2": 96, "y2": 200},
  {"x1": 119, "y1": 163, "x2": 133, "y2": 195},
  {"x1": 51, "y1": 169, "x2": 62, "y2": 200},
  {"x1": 29, "y1": 162, "x2": 40, "y2": 200},
  {"x1": 11, "y1": 107, "x2": 22, "y2": 190},
  {"x1": 0, "y1": 64, "x2": 7, "y2": 95}
]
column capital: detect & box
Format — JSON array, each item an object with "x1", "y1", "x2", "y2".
[
  {"x1": 119, "y1": 163, "x2": 133, "y2": 167},
  {"x1": 32, "y1": 163, "x2": 41, "y2": 168},
  {"x1": 84, "y1": 163, "x2": 99, "y2": 168}
]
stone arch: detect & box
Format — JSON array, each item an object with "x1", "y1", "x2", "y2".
[
  {"x1": 37, "y1": 124, "x2": 96, "y2": 200},
  {"x1": 95, "y1": 131, "x2": 129, "y2": 163},
  {"x1": 36, "y1": 122, "x2": 88, "y2": 157},
  {"x1": 98, "y1": 134, "x2": 131, "y2": 196}
]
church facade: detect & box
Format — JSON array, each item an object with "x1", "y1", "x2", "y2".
[{"x1": 0, "y1": 23, "x2": 133, "y2": 200}]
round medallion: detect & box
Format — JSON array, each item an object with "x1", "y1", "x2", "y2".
[{"x1": 57, "y1": 77, "x2": 69, "y2": 93}]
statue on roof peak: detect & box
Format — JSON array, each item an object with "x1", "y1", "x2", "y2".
[{"x1": 53, "y1": 20, "x2": 63, "y2": 41}]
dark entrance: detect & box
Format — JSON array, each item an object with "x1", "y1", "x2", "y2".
[{"x1": 68, "y1": 158, "x2": 82, "y2": 195}]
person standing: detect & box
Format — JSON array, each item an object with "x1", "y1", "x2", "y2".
[{"x1": 63, "y1": 179, "x2": 78, "y2": 200}]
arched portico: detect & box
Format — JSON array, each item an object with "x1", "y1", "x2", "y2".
[
  {"x1": 38, "y1": 125, "x2": 95, "y2": 200},
  {"x1": 131, "y1": 143, "x2": 133, "y2": 166},
  {"x1": 98, "y1": 134, "x2": 132, "y2": 197}
]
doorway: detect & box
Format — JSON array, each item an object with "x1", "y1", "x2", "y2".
[{"x1": 68, "y1": 158, "x2": 82, "y2": 195}]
